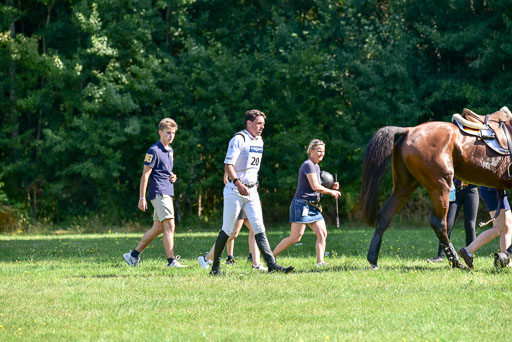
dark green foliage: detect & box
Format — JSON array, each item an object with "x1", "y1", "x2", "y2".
[{"x1": 1, "y1": 0, "x2": 512, "y2": 228}]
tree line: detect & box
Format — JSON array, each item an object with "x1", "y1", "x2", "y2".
[{"x1": 1, "y1": 0, "x2": 512, "y2": 230}]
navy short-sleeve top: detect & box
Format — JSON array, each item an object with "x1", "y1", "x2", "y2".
[
  {"x1": 144, "y1": 140, "x2": 174, "y2": 200},
  {"x1": 294, "y1": 159, "x2": 320, "y2": 202}
]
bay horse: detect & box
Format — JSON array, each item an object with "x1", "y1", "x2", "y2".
[{"x1": 360, "y1": 108, "x2": 512, "y2": 269}]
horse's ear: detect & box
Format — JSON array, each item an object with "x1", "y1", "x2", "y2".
[{"x1": 500, "y1": 106, "x2": 512, "y2": 119}]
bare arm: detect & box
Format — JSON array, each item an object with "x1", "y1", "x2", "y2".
[
  {"x1": 306, "y1": 173, "x2": 341, "y2": 198},
  {"x1": 138, "y1": 165, "x2": 153, "y2": 211},
  {"x1": 225, "y1": 164, "x2": 249, "y2": 196}
]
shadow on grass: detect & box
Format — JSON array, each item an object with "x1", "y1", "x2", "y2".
[
  {"x1": 84, "y1": 274, "x2": 129, "y2": 279},
  {"x1": 291, "y1": 263, "x2": 458, "y2": 274}
]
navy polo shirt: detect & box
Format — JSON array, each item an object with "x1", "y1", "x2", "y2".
[{"x1": 144, "y1": 140, "x2": 174, "y2": 201}]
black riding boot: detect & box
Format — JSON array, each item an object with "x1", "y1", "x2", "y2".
[
  {"x1": 254, "y1": 232, "x2": 294, "y2": 273},
  {"x1": 210, "y1": 230, "x2": 229, "y2": 276}
]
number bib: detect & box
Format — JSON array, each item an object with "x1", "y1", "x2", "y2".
[{"x1": 246, "y1": 145, "x2": 263, "y2": 171}]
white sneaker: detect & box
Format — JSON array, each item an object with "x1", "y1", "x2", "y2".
[
  {"x1": 123, "y1": 251, "x2": 140, "y2": 267},
  {"x1": 167, "y1": 256, "x2": 188, "y2": 268},
  {"x1": 198, "y1": 255, "x2": 210, "y2": 269},
  {"x1": 252, "y1": 263, "x2": 268, "y2": 271},
  {"x1": 316, "y1": 262, "x2": 328, "y2": 267}
]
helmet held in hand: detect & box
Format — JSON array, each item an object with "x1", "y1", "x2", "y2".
[{"x1": 320, "y1": 170, "x2": 334, "y2": 189}]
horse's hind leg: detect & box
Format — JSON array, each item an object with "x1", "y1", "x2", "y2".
[
  {"x1": 367, "y1": 146, "x2": 418, "y2": 269},
  {"x1": 427, "y1": 186, "x2": 466, "y2": 269},
  {"x1": 367, "y1": 192, "x2": 416, "y2": 269}
]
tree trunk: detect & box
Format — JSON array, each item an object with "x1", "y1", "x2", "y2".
[
  {"x1": 165, "y1": 4, "x2": 171, "y2": 49},
  {"x1": 9, "y1": 0, "x2": 18, "y2": 145},
  {"x1": 42, "y1": 0, "x2": 55, "y2": 54}
]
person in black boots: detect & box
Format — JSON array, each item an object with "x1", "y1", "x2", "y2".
[
  {"x1": 208, "y1": 109, "x2": 293, "y2": 276},
  {"x1": 427, "y1": 179, "x2": 478, "y2": 264}
]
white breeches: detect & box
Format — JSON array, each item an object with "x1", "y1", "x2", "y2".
[{"x1": 221, "y1": 183, "x2": 265, "y2": 235}]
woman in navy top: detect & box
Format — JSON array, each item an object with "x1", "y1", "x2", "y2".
[{"x1": 273, "y1": 139, "x2": 341, "y2": 266}]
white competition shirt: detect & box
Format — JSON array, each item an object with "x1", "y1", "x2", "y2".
[{"x1": 224, "y1": 129, "x2": 263, "y2": 184}]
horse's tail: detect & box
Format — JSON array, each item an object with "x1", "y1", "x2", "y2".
[{"x1": 360, "y1": 126, "x2": 408, "y2": 226}]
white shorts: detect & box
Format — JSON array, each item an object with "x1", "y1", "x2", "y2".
[
  {"x1": 151, "y1": 195, "x2": 174, "y2": 222},
  {"x1": 222, "y1": 183, "x2": 264, "y2": 235}
]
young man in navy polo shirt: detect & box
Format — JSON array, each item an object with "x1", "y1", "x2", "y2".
[{"x1": 123, "y1": 118, "x2": 187, "y2": 268}]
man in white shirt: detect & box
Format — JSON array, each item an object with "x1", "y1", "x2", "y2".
[{"x1": 209, "y1": 109, "x2": 294, "y2": 276}]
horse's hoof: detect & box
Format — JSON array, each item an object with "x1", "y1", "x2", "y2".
[
  {"x1": 370, "y1": 264, "x2": 379, "y2": 270},
  {"x1": 455, "y1": 262, "x2": 470, "y2": 272},
  {"x1": 494, "y1": 252, "x2": 510, "y2": 271}
]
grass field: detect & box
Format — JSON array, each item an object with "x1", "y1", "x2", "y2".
[{"x1": 1, "y1": 224, "x2": 511, "y2": 341}]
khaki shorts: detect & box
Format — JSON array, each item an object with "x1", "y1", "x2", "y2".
[{"x1": 151, "y1": 195, "x2": 175, "y2": 222}]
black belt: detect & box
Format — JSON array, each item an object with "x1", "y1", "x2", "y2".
[
  {"x1": 230, "y1": 180, "x2": 258, "y2": 188},
  {"x1": 456, "y1": 183, "x2": 475, "y2": 191}
]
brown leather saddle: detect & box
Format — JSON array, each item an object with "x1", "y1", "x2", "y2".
[
  {"x1": 455, "y1": 107, "x2": 512, "y2": 223},
  {"x1": 454, "y1": 107, "x2": 512, "y2": 156},
  {"x1": 462, "y1": 107, "x2": 512, "y2": 124}
]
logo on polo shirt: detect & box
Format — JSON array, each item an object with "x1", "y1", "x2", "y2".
[
  {"x1": 144, "y1": 153, "x2": 154, "y2": 163},
  {"x1": 249, "y1": 146, "x2": 263, "y2": 153}
]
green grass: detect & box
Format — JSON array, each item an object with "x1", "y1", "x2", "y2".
[{"x1": 1, "y1": 224, "x2": 511, "y2": 341}]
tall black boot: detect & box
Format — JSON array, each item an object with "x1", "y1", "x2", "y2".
[
  {"x1": 254, "y1": 232, "x2": 294, "y2": 273},
  {"x1": 210, "y1": 230, "x2": 229, "y2": 276}
]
